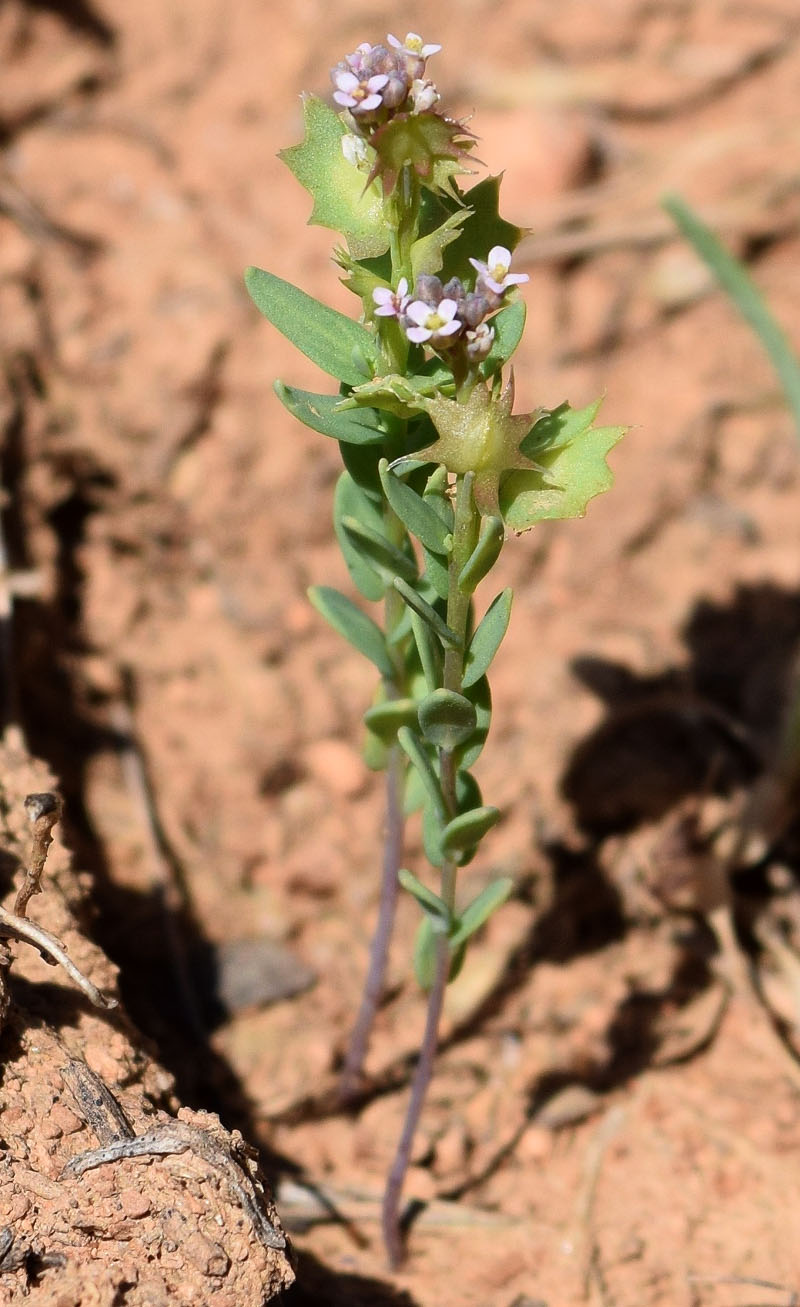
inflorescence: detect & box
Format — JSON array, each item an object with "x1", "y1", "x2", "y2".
[{"x1": 332, "y1": 33, "x2": 441, "y2": 125}]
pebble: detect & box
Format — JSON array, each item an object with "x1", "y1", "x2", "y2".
[{"x1": 120, "y1": 1189, "x2": 151, "y2": 1219}]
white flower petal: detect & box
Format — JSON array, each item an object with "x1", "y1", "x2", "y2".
[
  {"x1": 406, "y1": 326, "x2": 431, "y2": 343},
  {"x1": 438, "y1": 298, "x2": 458, "y2": 322},
  {"x1": 367, "y1": 73, "x2": 389, "y2": 91},
  {"x1": 335, "y1": 71, "x2": 359, "y2": 93},
  {"x1": 406, "y1": 301, "x2": 433, "y2": 326},
  {"x1": 333, "y1": 91, "x2": 357, "y2": 108},
  {"x1": 436, "y1": 319, "x2": 461, "y2": 336},
  {"x1": 357, "y1": 93, "x2": 383, "y2": 112},
  {"x1": 488, "y1": 245, "x2": 511, "y2": 267},
  {"x1": 397, "y1": 277, "x2": 409, "y2": 297},
  {"x1": 505, "y1": 272, "x2": 529, "y2": 286}
]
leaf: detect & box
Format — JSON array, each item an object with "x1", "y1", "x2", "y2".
[
  {"x1": 440, "y1": 175, "x2": 525, "y2": 285},
  {"x1": 458, "y1": 515, "x2": 505, "y2": 594},
  {"x1": 500, "y1": 400, "x2": 626, "y2": 532},
  {"x1": 341, "y1": 516, "x2": 418, "y2": 585},
  {"x1": 379, "y1": 459, "x2": 451, "y2": 553},
  {"x1": 397, "y1": 726, "x2": 447, "y2": 821},
  {"x1": 245, "y1": 266, "x2": 375, "y2": 386},
  {"x1": 418, "y1": 689, "x2": 477, "y2": 750},
  {"x1": 279, "y1": 95, "x2": 388, "y2": 259},
  {"x1": 481, "y1": 299, "x2": 526, "y2": 376},
  {"x1": 411, "y1": 208, "x2": 468, "y2": 281},
  {"x1": 441, "y1": 805, "x2": 500, "y2": 856},
  {"x1": 414, "y1": 916, "x2": 440, "y2": 990},
  {"x1": 664, "y1": 193, "x2": 800, "y2": 439},
  {"x1": 308, "y1": 585, "x2": 394, "y2": 678},
  {"x1": 455, "y1": 675, "x2": 492, "y2": 770},
  {"x1": 393, "y1": 578, "x2": 461, "y2": 650},
  {"x1": 333, "y1": 474, "x2": 384, "y2": 602},
  {"x1": 449, "y1": 878, "x2": 514, "y2": 950},
  {"x1": 363, "y1": 698, "x2": 420, "y2": 741},
  {"x1": 398, "y1": 869, "x2": 452, "y2": 931},
  {"x1": 274, "y1": 383, "x2": 384, "y2": 445},
  {"x1": 462, "y1": 589, "x2": 512, "y2": 689},
  {"x1": 410, "y1": 609, "x2": 443, "y2": 693}
]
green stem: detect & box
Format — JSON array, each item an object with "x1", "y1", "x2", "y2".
[{"x1": 381, "y1": 472, "x2": 479, "y2": 1266}]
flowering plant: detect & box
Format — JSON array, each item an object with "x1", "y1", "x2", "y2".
[{"x1": 246, "y1": 33, "x2": 625, "y2": 1266}]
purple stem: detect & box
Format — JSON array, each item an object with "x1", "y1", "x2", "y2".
[
  {"x1": 339, "y1": 744, "x2": 405, "y2": 1102},
  {"x1": 381, "y1": 931, "x2": 450, "y2": 1268}
]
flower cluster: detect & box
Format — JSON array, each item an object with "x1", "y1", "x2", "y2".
[
  {"x1": 372, "y1": 247, "x2": 528, "y2": 362},
  {"x1": 331, "y1": 32, "x2": 441, "y2": 128}
]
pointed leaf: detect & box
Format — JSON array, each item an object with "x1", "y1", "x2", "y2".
[
  {"x1": 410, "y1": 611, "x2": 443, "y2": 693},
  {"x1": 440, "y1": 175, "x2": 524, "y2": 285},
  {"x1": 274, "y1": 383, "x2": 384, "y2": 445},
  {"x1": 363, "y1": 698, "x2": 419, "y2": 741},
  {"x1": 245, "y1": 266, "x2": 375, "y2": 385},
  {"x1": 450, "y1": 877, "x2": 514, "y2": 950},
  {"x1": 418, "y1": 689, "x2": 477, "y2": 750},
  {"x1": 414, "y1": 916, "x2": 439, "y2": 990},
  {"x1": 397, "y1": 726, "x2": 447, "y2": 821},
  {"x1": 462, "y1": 589, "x2": 512, "y2": 689},
  {"x1": 279, "y1": 95, "x2": 388, "y2": 259},
  {"x1": 458, "y1": 515, "x2": 505, "y2": 594},
  {"x1": 398, "y1": 868, "x2": 452, "y2": 931},
  {"x1": 441, "y1": 805, "x2": 501, "y2": 856},
  {"x1": 455, "y1": 675, "x2": 492, "y2": 770},
  {"x1": 411, "y1": 208, "x2": 468, "y2": 281},
  {"x1": 422, "y1": 798, "x2": 445, "y2": 867},
  {"x1": 393, "y1": 578, "x2": 461, "y2": 650},
  {"x1": 501, "y1": 400, "x2": 626, "y2": 531},
  {"x1": 379, "y1": 459, "x2": 452, "y2": 553},
  {"x1": 308, "y1": 585, "x2": 393, "y2": 678},
  {"x1": 334, "y1": 473, "x2": 384, "y2": 601},
  {"x1": 342, "y1": 516, "x2": 418, "y2": 585}
]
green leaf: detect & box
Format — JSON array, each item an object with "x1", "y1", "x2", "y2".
[
  {"x1": 422, "y1": 799, "x2": 445, "y2": 867},
  {"x1": 501, "y1": 400, "x2": 626, "y2": 531},
  {"x1": 664, "y1": 193, "x2": 800, "y2": 439},
  {"x1": 393, "y1": 578, "x2": 461, "y2": 650},
  {"x1": 333, "y1": 474, "x2": 384, "y2": 602},
  {"x1": 455, "y1": 675, "x2": 492, "y2": 770},
  {"x1": 462, "y1": 589, "x2": 512, "y2": 689},
  {"x1": 458, "y1": 515, "x2": 505, "y2": 594},
  {"x1": 441, "y1": 805, "x2": 500, "y2": 856},
  {"x1": 379, "y1": 459, "x2": 451, "y2": 553},
  {"x1": 414, "y1": 916, "x2": 439, "y2": 990},
  {"x1": 274, "y1": 383, "x2": 384, "y2": 446},
  {"x1": 245, "y1": 266, "x2": 375, "y2": 386},
  {"x1": 340, "y1": 372, "x2": 443, "y2": 420},
  {"x1": 363, "y1": 698, "x2": 419, "y2": 741},
  {"x1": 440, "y1": 175, "x2": 525, "y2": 285},
  {"x1": 411, "y1": 208, "x2": 468, "y2": 281},
  {"x1": 397, "y1": 726, "x2": 447, "y2": 821},
  {"x1": 418, "y1": 689, "x2": 477, "y2": 750},
  {"x1": 410, "y1": 611, "x2": 443, "y2": 693},
  {"x1": 341, "y1": 516, "x2": 418, "y2": 586},
  {"x1": 481, "y1": 299, "x2": 526, "y2": 376},
  {"x1": 398, "y1": 869, "x2": 452, "y2": 931},
  {"x1": 279, "y1": 95, "x2": 388, "y2": 259},
  {"x1": 450, "y1": 878, "x2": 514, "y2": 950},
  {"x1": 362, "y1": 724, "x2": 390, "y2": 771},
  {"x1": 308, "y1": 585, "x2": 393, "y2": 678}
]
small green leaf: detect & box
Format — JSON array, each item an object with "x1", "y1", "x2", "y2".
[
  {"x1": 418, "y1": 689, "x2": 477, "y2": 750},
  {"x1": 455, "y1": 675, "x2": 492, "y2": 770},
  {"x1": 279, "y1": 96, "x2": 388, "y2": 259},
  {"x1": 450, "y1": 877, "x2": 514, "y2": 950},
  {"x1": 274, "y1": 383, "x2": 385, "y2": 445},
  {"x1": 341, "y1": 516, "x2": 418, "y2": 585},
  {"x1": 410, "y1": 611, "x2": 443, "y2": 693},
  {"x1": 440, "y1": 175, "x2": 524, "y2": 285},
  {"x1": 411, "y1": 208, "x2": 468, "y2": 281},
  {"x1": 414, "y1": 916, "x2": 439, "y2": 990},
  {"x1": 501, "y1": 401, "x2": 626, "y2": 531},
  {"x1": 393, "y1": 578, "x2": 461, "y2": 650},
  {"x1": 363, "y1": 698, "x2": 419, "y2": 741},
  {"x1": 481, "y1": 299, "x2": 526, "y2": 376},
  {"x1": 397, "y1": 726, "x2": 447, "y2": 821},
  {"x1": 458, "y1": 515, "x2": 505, "y2": 594},
  {"x1": 333, "y1": 473, "x2": 384, "y2": 602},
  {"x1": 441, "y1": 805, "x2": 501, "y2": 855},
  {"x1": 362, "y1": 724, "x2": 390, "y2": 771},
  {"x1": 422, "y1": 798, "x2": 445, "y2": 867},
  {"x1": 462, "y1": 589, "x2": 512, "y2": 689},
  {"x1": 398, "y1": 869, "x2": 452, "y2": 931},
  {"x1": 379, "y1": 459, "x2": 452, "y2": 554},
  {"x1": 421, "y1": 545, "x2": 450, "y2": 601},
  {"x1": 245, "y1": 266, "x2": 375, "y2": 386},
  {"x1": 308, "y1": 585, "x2": 393, "y2": 678}
]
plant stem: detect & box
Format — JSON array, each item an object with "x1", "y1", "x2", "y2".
[
  {"x1": 381, "y1": 473, "x2": 479, "y2": 1266},
  {"x1": 339, "y1": 742, "x2": 405, "y2": 1102}
]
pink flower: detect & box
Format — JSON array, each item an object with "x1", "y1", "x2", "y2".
[
  {"x1": 404, "y1": 297, "x2": 461, "y2": 345},
  {"x1": 468, "y1": 246, "x2": 529, "y2": 296},
  {"x1": 387, "y1": 32, "x2": 441, "y2": 60},
  {"x1": 333, "y1": 68, "x2": 390, "y2": 114},
  {"x1": 372, "y1": 278, "x2": 410, "y2": 318}
]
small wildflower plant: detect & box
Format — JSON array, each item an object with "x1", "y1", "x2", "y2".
[{"x1": 246, "y1": 34, "x2": 625, "y2": 1266}]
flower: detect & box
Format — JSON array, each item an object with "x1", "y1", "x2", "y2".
[
  {"x1": 372, "y1": 278, "x2": 410, "y2": 318},
  {"x1": 333, "y1": 68, "x2": 390, "y2": 114},
  {"x1": 341, "y1": 133, "x2": 369, "y2": 168},
  {"x1": 404, "y1": 297, "x2": 462, "y2": 345},
  {"x1": 465, "y1": 322, "x2": 495, "y2": 363},
  {"x1": 410, "y1": 78, "x2": 440, "y2": 113},
  {"x1": 469, "y1": 246, "x2": 529, "y2": 295},
  {"x1": 387, "y1": 32, "x2": 442, "y2": 61}
]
